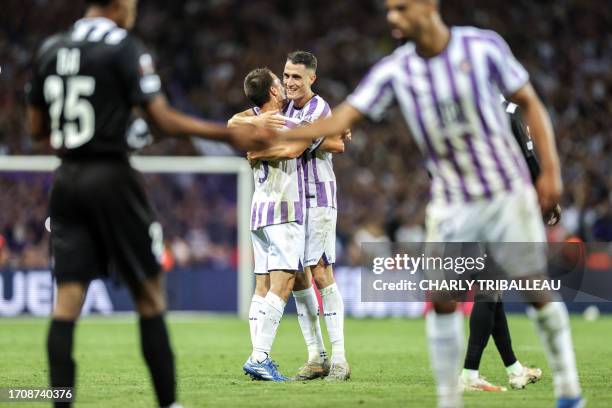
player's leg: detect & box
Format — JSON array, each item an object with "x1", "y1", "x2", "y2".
[
  {"x1": 489, "y1": 189, "x2": 582, "y2": 406},
  {"x1": 523, "y1": 288, "x2": 582, "y2": 406},
  {"x1": 101, "y1": 164, "x2": 179, "y2": 407},
  {"x1": 292, "y1": 267, "x2": 328, "y2": 380},
  {"x1": 249, "y1": 274, "x2": 270, "y2": 348},
  {"x1": 47, "y1": 163, "x2": 97, "y2": 408},
  {"x1": 251, "y1": 269, "x2": 295, "y2": 363},
  {"x1": 305, "y1": 206, "x2": 348, "y2": 379},
  {"x1": 491, "y1": 301, "x2": 542, "y2": 389},
  {"x1": 427, "y1": 300, "x2": 464, "y2": 408},
  {"x1": 244, "y1": 222, "x2": 303, "y2": 381},
  {"x1": 311, "y1": 260, "x2": 349, "y2": 381},
  {"x1": 47, "y1": 282, "x2": 88, "y2": 408},
  {"x1": 127, "y1": 272, "x2": 178, "y2": 408},
  {"x1": 424, "y1": 204, "x2": 472, "y2": 408},
  {"x1": 460, "y1": 291, "x2": 507, "y2": 392},
  {"x1": 244, "y1": 269, "x2": 295, "y2": 381},
  {"x1": 249, "y1": 229, "x2": 271, "y2": 347}
]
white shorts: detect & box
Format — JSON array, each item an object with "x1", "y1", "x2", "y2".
[
  {"x1": 251, "y1": 222, "x2": 305, "y2": 275},
  {"x1": 425, "y1": 187, "x2": 547, "y2": 278},
  {"x1": 304, "y1": 206, "x2": 337, "y2": 267}
]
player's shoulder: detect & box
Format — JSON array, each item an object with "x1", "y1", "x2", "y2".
[
  {"x1": 368, "y1": 46, "x2": 411, "y2": 78},
  {"x1": 453, "y1": 25, "x2": 509, "y2": 49}
]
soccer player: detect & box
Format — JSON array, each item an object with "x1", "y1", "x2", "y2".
[
  {"x1": 235, "y1": 67, "x2": 310, "y2": 381},
  {"x1": 460, "y1": 99, "x2": 559, "y2": 393},
  {"x1": 25, "y1": 0, "x2": 265, "y2": 406},
  {"x1": 231, "y1": 51, "x2": 350, "y2": 381},
  {"x1": 269, "y1": 0, "x2": 583, "y2": 407}
]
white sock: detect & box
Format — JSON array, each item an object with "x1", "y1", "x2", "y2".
[
  {"x1": 506, "y1": 360, "x2": 524, "y2": 376},
  {"x1": 527, "y1": 302, "x2": 581, "y2": 398},
  {"x1": 426, "y1": 311, "x2": 464, "y2": 406},
  {"x1": 461, "y1": 368, "x2": 478, "y2": 381},
  {"x1": 248, "y1": 295, "x2": 265, "y2": 348},
  {"x1": 320, "y1": 283, "x2": 346, "y2": 363},
  {"x1": 293, "y1": 286, "x2": 327, "y2": 363},
  {"x1": 251, "y1": 292, "x2": 286, "y2": 363}
]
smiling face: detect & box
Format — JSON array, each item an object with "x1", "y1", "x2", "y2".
[
  {"x1": 385, "y1": 0, "x2": 436, "y2": 42},
  {"x1": 283, "y1": 60, "x2": 316, "y2": 103}
]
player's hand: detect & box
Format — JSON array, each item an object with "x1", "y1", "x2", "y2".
[
  {"x1": 544, "y1": 203, "x2": 562, "y2": 226},
  {"x1": 535, "y1": 169, "x2": 562, "y2": 215},
  {"x1": 252, "y1": 110, "x2": 285, "y2": 130},
  {"x1": 341, "y1": 128, "x2": 352, "y2": 141}
]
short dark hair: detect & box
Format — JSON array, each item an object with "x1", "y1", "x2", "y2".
[
  {"x1": 287, "y1": 51, "x2": 317, "y2": 72},
  {"x1": 85, "y1": 0, "x2": 113, "y2": 6},
  {"x1": 244, "y1": 68, "x2": 274, "y2": 108}
]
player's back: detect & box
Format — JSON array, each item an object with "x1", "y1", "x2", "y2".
[
  {"x1": 28, "y1": 17, "x2": 160, "y2": 159},
  {"x1": 250, "y1": 115, "x2": 305, "y2": 230}
]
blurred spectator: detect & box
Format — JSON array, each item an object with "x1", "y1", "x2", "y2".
[{"x1": 0, "y1": 0, "x2": 610, "y2": 269}]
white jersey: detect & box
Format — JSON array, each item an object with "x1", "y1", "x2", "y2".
[
  {"x1": 347, "y1": 26, "x2": 531, "y2": 206},
  {"x1": 284, "y1": 95, "x2": 337, "y2": 209},
  {"x1": 250, "y1": 111, "x2": 305, "y2": 230}
]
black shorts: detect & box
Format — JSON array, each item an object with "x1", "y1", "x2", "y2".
[{"x1": 49, "y1": 156, "x2": 162, "y2": 287}]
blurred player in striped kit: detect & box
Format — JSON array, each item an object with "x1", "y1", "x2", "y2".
[
  {"x1": 230, "y1": 52, "x2": 350, "y2": 381},
  {"x1": 274, "y1": 1, "x2": 583, "y2": 407}
]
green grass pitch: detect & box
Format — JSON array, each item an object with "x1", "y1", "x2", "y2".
[{"x1": 1, "y1": 314, "x2": 610, "y2": 407}]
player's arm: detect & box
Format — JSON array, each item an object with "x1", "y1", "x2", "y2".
[
  {"x1": 279, "y1": 102, "x2": 363, "y2": 144},
  {"x1": 143, "y1": 95, "x2": 237, "y2": 141},
  {"x1": 227, "y1": 108, "x2": 255, "y2": 127},
  {"x1": 120, "y1": 37, "x2": 267, "y2": 151},
  {"x1": 248, "y1": 139, "x2": 311, "y2": 161},
  {"x1": 228, "y1": 110, "x2": 286, "y2": 131},
  {"x1": 508, "y1": 83, "x2": 562, "y2": 214},
  {"x1": 318, "y1": 133, "x2": 346, "y2": 154},
  {"x1": 506, "y1": 101, "x2": 561, "y2": 225}
]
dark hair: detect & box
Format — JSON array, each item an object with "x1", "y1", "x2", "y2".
[
  {"x1": 243, "y1": 68, "x2": 274, "y2": 107},
  {"x1": 287, "y1": 50, "x2": 317, "y2": 72},
  {"x1": 85, "y1": 0, "x2": 113, "y2": 6}
]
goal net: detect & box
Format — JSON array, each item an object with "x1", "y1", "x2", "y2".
[{"x1": 0, "y1": 155, "x2": 254, "y2": 318}]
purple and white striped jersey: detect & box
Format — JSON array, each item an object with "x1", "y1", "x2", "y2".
[
  {"x1": 347, "y1": 26, "x2": 532, "y2": 205},
  {"x1": 250, "y1": 113, "x2": 305, "y2": 230},
  {"x1": 284, "y1": 95, "x2": 338, "y2": 209}
]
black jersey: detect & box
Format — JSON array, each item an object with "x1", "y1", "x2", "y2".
[{"x1": 26, "y1": 17, "x2": 161, "y2": 158}]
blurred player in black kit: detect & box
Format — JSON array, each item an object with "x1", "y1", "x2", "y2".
[{"x1": 25, "y1": 1, "x2": 265, "y2": 407}]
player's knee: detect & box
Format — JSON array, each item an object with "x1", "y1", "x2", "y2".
[
  {"x1": 53, "y1": 282, "x2": 87, "y2": 321},
  {"x1": 133, "y1": 278, "x2": 167, "y2": 317},
  {"x1": 292, "y1": 271, "x2": 311, "y2": 291},
  {"x1": 312, "y1": 260, "x2": 334, "y2": 288},
  {"x1": 136, "y1": 292, "x2": 166, "y2": 317},
  {"x1": 269, "y1": 271, "x2": 295, "y2": 301},
  {"x1": 254, "y1": 275, "x2": 270, "y2": 297}
]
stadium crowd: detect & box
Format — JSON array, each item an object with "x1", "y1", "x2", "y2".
[{"x1": 0, "y1": 0, "x2": 610, "y2": 268}]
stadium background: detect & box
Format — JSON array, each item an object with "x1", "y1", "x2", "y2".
[{"x1": 1, "y1": 0, "x2": 611, "y2": 317}]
